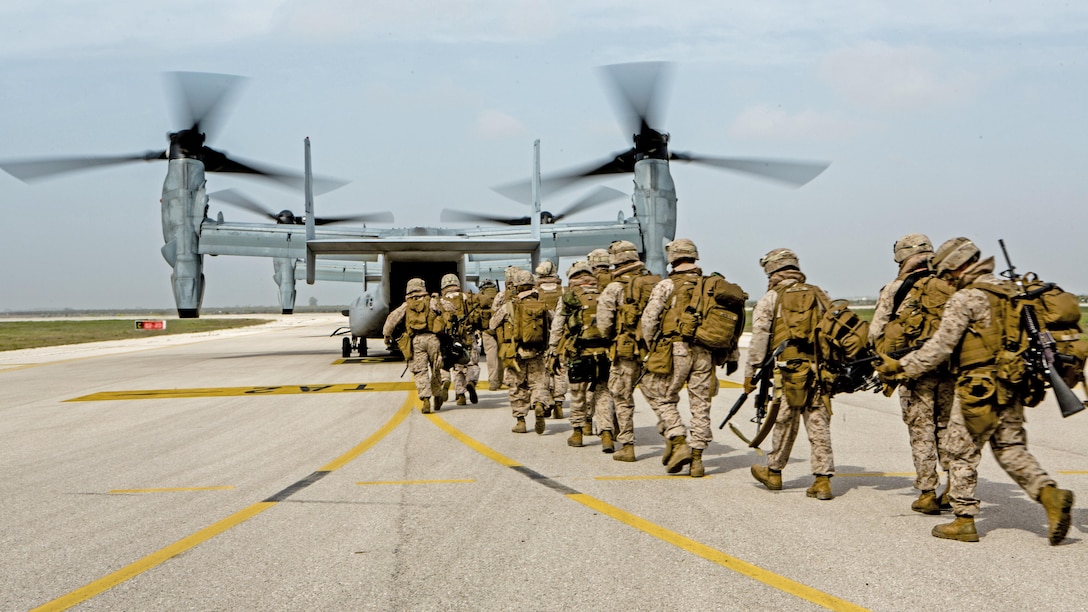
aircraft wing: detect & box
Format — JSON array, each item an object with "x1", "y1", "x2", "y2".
[{"x1": 305, "y1": 237, "x2": 541, "y2": 257}]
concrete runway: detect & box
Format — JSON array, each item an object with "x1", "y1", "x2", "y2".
[{"x1": 2, "y1": 313, "x2": 1086, "y2": 611}]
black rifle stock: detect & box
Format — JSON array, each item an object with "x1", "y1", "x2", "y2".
[{"x1": 719, "y1": 341, "x2": 785, "y2": 429}]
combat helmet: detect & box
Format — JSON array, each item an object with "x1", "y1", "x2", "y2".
[
  {"x1": 609, "y1": 240, "x2": 640, "y2": 265},
  {"x1": 931, "y1": 237, "x2": 980, "y2": 276},
  {"x1": 893, "y1": 233, "x2": 934, "y2": 264},
  {"x1": 441, "y1": 273, "x2": 460, "y2": 290},
  {"x1": 759, "y1": 248, "x2": 799, "y2": 276},
  {"x1": 567, "y1": 260, "x2": 592, "y2": 280},
  {"x1": 504, "y1": 265, "x2": 520, "y2": 288},
  {"x1": 588, "y1": 248, "x2": 610, "y2": 269},
  {"x1": 406, "y1": 278, "x2": 427, "y2": 297},
  {"x1": 514, "y1": 269, "x2": 535, "y2": 288},
  {"x1": 535, "y1": 260, "x2": 557, "y2": 277},
  {"x1": 665, "y1": 238, "x2": 699, "y2": 264}
]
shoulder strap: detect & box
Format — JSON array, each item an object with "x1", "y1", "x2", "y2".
[{"x1": 892, "y1": 269, "x2": 929, "y2": 314}]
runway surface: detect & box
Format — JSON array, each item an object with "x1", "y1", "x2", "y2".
[{"x1": 2, "y1": 313, "x2": 1086, "y2": 611}]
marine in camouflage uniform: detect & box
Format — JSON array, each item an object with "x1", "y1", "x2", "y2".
[
  {"x1": 490, "y1": 269, "x2": 553, "y2": 434},
  {"x1": 747, "y1": 248, "x2": 835, "y2": 500},
  {"x1": 869, "y1": 234, "x2": 955, "y2": 514},
  {"x1": 382, "y1": 278, "x2": 452, "y2": 413},
  {"x1": 477, "y1": 279, "x2": 503, "y2": 391},
  {"x1": 489, "y1": 266, "x2": 522, "y2": 391},
  {"x1": 536, "y1": 261, "x2": 568, "y2": 418},
  {"x1": 641, "y1": 239, "x2": 737, "y2": 477},
  {"x1": 549, "y1": 261, "x2": 612, "y2": 449},
  {"x1": 438, "y1": 273, "x2": 481, "y2": 406},
  {"x1": 879, "y1": 238, "x2": 1074, "y2": 544},
  {"x1": 588, "y1": 248, "x2": 612, "y2": 291}
]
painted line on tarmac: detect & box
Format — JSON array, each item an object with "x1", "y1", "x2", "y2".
[
  {"x1": 34, "y1": 394, "x2": 415, "y2": 612},
  {"x1": 1058, "y1": 471, "x2": 1088, "y2": 475},
  {"x1": 109, "y1": 486, "x2": 235, "y2": 494},
  {"x1": 67, "y1": 382, "x2": 418, "y2": 401},
  {"x1": 424, "y1": 412, "x2": 867, "y2": 612},
  {"x1": 835, "y1": 472, "x2": 915, "y2": 478},
  {"x1": 333, "y1": 355, "x2": 405, "y2": 365},
  {"x1": 356, "y1": 479, "x2": 476, "y2": 485},
  {"x1": 594, "y1": 474, "x2": 714, "y2": 481}
]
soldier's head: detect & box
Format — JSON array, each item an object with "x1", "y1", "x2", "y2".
[
  {"x1": 479, "y1": 278, "x2": 497, "y2": 290},
  {"x1": 759, "y1": 248, "x2": 799, "y2": 277},
  {"x1": 514, "y1": 269, "x2": 535, "y2": 291},
  {"x1": 441, "y1": 273, "x2": 460, "y2": 292},
  {"x1": 665, "y1": 238, "x2": 699, "y2": 266},
  {"x1": 893, "y1": 233, "x2": 933, "y2": 265},
  {"x1": 567, "y1": 260, "x2": 593, "y2": 284},
  {"x1": 405, "y1": 278, "x2": 427, "y2": 297},
  {"x1": 587, "y1": 248, "x2": 611, "y2": 270},
  {"x1": 535, "y1": 260, "x2": 557, "y2": 278},
  {"x1": 609, "y1": 240, "x2": 640, "y2": 266},
  {"x1": 504, "y1": 265, "x2": 520, "y2": 289},
  {"x1": 932, "y1": 237, "x2": 980, "y2": 281}
]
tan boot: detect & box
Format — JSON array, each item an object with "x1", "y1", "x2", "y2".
[
  {"x1": 533, "y1": 402, "x2": 547, "y2": 434},
  {"x1": 582, "y1": 422, "x2": 593, "y2": 436},
  {"x1": 600, "y1": 430, "x2": 615, "y2": 453},
  {"x1": 434, "y1": 392, "x2": 443, "y2": 411},
  {"x1": 806, "y1": 475, "x2": 833, "y2": 500},
  {"x1": 455, "y1": 394, "x2": 467, "y2": 406},
  {"x1": 751, "y1": 465, "x2": 782, "y2": 490},
  {"x1": 553, "y1": 402, "x2": 564, "y2": 419},
  {"x1": 932, "y1": 516, "x2": 979, "y2": 542},
  {"x1": 613, "y1": 444, "x2": 636, "y2": 462},
  {"x1": 466, "y1": 382, "x2": 478, "y2": 404},
  {"x1": 665, "y1": 436, "x2": 692, "y2": 474},
  {"x1": 938, "y1": 481, "x2": 952, "y2": 510},
  {"x1": 511, "y1": 417, "x2": 527, "y2": 433},
  {"x1": 660, "y1": 436, "x2": 674, "y2": 466},
  {"x1": 421, "y1": 397, "x2": 433, "y2": 414},
  {"x1": 912, "y1": 490, "x2": 941, "y2": 515},
  {"x1": 442, "y1": 380, "x2": 451, "y2": 401},
  {"x1": 567, "y1": 426, "x2": 583, "y2": 447},
  {"x1": 1039, "y1": 485, "x2": 1075, "y2": 545},
  {"x1": 690, "y1": 449, "x2": 705, "y2": 478}
]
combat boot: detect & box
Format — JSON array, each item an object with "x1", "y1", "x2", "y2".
[
  {"x1": 553, "y1": 402, "x2": 564, "y2": 419},
  {"x1": 613, "y1": 444, "x2": 636, "y2": 462},
  {"x1": 600, "y1": 430, "x2": 615, "y2": 453},
  {"x1": 466, "y1": 383, "x2": 478, "y2": 404},
  {"x1": 582, "y1": 422, "x2": 593, "y2": 436},
  {"x1": 434, "y1": 393, "x2": 444, "y2": 411},
  {"x1": 665, "y1": 436, "x2": 692, "y2": 474},
  {"x1": 567, "y1": 426, "x2": 583, "y2": 448},
  {"x1": 690, "y1": 449, "x2": 705, "y2": 478},
  {"x1": 931, "y1": 516, "x2": 979, "y2": 542},
  {"x1": 660, "y1": 436, "x2": 675, "y2": 466},
  {"x1": 938, "y1": 481, "x2": 952, "y2": 510},
  {"x1": 533, "y1": 402, "x2": 547, "y2": 435},
  {"x1": 1039, "y1": 485, "x2": 1075, "y2": 545},
  {"x1": 751, "y1": 465, "x2": 782, "y2": 491},
  {"x1": 806, "y1": 475, "x2": 833, "y2": 500},
  {"x1": 511, "y1": 417, "x2": 527, "y2": 434},
  {"x1": 911, "y1": 490, "x2": 940, "y2": 515},
  {"x1": 442, "y1": 380, "x2": 451, "y2": 401},
  {"x1": 421, "y1": 397, "x2": 433, "y2": 414},
  {"x1": 456, "y1": 394, "x2": 467, "y2": 406}
]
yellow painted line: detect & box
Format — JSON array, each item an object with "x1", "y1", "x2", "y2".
[
  {"x1": 333, "y1": 356, "x2": 405, "y2": 364},
  {"x1": 718, "y1": 379, "x2": 743, "y2": 388},
  {"x1": 1058, "y1": 470, "x2": 1088, "y2": 475},
  {"x1": 595, "y1": 475, "x2": 712, "y2": 481},
  {"x1": 426, "y1": 413, "x2": 866, "y2": 611},
  {"x1": 67, "y1": 381, "x2": 418, "y2": 401},
  {"x1": 356, "y1": 479, "x2": 476, "y2": 485},
  {"x1": 36, "y1": 393, "x2": 415, "y2": 611},
  {"x1": 109, "y1": 486, "x2": 234, "y2": 494},
  {"x1": 569, "y1": 493, "x2": 867, "y2": 612},
  {"x1": 835, "y1": 472, "x2": 914, "y2": 478}
]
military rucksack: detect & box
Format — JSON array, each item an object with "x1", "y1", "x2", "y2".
[
  {"x1": 678, "y1": 273, "x2": 747, "y2": 351},
  {"x1": 562, "y1": 287, "x2": 608, "y2": 349},
  {"x1": 405, "y1": 295, "x2": 443, "y2": 336},
  {"x1": 771, "y1": 281, "x2": 830, "y2": 359},
  {"x1": 478, "y1": 285, "x2": 498, "y2": 326},
  {"x1": 537, "y1": 282, "x2": 562, "y2": 311},
  {"x1": 1014, "y1": 273, "x2": 1087, "y2": 388},
  {"x1": 877, "y1": 272, "x2": 956, "y2": 355},
  {"x1": 614, "y1": 270, "x2": 661, "y2": 359},
  {"x1": 510, "y1": 295, "x2": 548, "y2": 350}
]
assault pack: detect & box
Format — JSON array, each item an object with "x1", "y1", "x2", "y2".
[
  {"x1": 677, "y1": 273, "x2": 747, "y2": 352},
  {"x1": 613, "y1": 269, "x2": 661, "y2": 360},
  {"x1": 509, "y1": 294, "x2": 549, "y2": 352},
  {"x1": 560, "y1": 287, "x2": 611, "y2": 385},
  {"x1": 405, "y1": 294, "x2": 444, "y2": 336},
  {"x1": 478, "y1": 284, "x2": 498, "y2": 329},
  {"x1": 1017, "y1": 272, "x2": 1087, "y2": 389},
  {"x1": 875, "y1": 271, "x2": 956, "y2": 356}
]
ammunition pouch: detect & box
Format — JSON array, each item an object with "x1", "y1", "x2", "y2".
[
  {"x1": 396, "y1": 333, "x2": 413, "y2": 361},
  {"x1": 645, "y1": 339, "x2": 673, "y2": 375},
  {"x1": 567, "y1": 353, "x2": 611, "y2": 386},
  {"x1": 778, "y1": 359, "x2": 814, "y2": 408},
  {"x1": 612, "y1": 332, "x2": 640, "y2": 361},
  {"x1": 956, "y1": 369, "x2": 999, "y2": 437}
]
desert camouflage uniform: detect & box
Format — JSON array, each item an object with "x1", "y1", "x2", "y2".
[
  {"x1": 871, "y1": 272, "x2": 954, "y2": 492},
  {"x1": 900, "y1": 265, "x2": 1057, "y2": 517},
  {"x1": 490, "y1": 288, "x2": 552, "y2": 418},
  {"x1": 640, "y1": 265, "x2": 731, "y2": 451},
  {"x1": 537, "y1": 275, "x2": 569, "y2": 406},
  {"x1": 439, "y1": 289, "x2": 481, "y2": 398},
  {"x1": 746, "y1": 274, "x2": 834, "y2": 475},
  {"x1": 383, "y1": 298, "x2": 449, "y2": 401},
  {"x1": 550, "y1": 283, "x2": 611, "y2": 433},
  {"x1": 490, "y1": 290, "x2": 516, "y2": 388},
  {"x1": 479, "y1": 284, "x2": 502, "y2": 390}
]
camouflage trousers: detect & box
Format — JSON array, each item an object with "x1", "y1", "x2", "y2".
[
  {"x1": 897, "y1": 372, "x2": 954, "y2": 491},
  {"x1": 481, "y1": 332, "x2": 502, "y2": 389},
  {"x1": 944, "y1": 397, "x2": 1056, "y2": 517},
  {"x1": 768, "y1": 374, "x2": 833, "y2": 474},
  {"x1": 607, "y1": 357, "x2": 642, "y2": 445},
  {"x1": 409, "y1": 334, "x2": 443, "y2": 400},
  {"x1": 441, "y1": 342, "x2": 480, "y2": 395},
  {"x1": 507, "y1": 355, "x2": 550, "y2": 418},
  {"x1": 642, "y1": 342, "x2": 718, "y2": 450},
  {"x1": 569, "y1": 380, "x2": 612, "y2": 430},
  {"x1": 550, "y1": 370, "x2": 569, "y2": 404}
]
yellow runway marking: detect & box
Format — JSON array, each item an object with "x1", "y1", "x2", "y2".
[
  {"x1": 595, "y1": 475, "x2": 712, "y2": 481},
  {"x1": 425, "y1": 413, "x2": 866, "y2": 612},
  {"x1": 37, "y1": 394, "x2": 415, "y2": 611},
  {"x1": 356, "y1": 479, "x2": 476, "y2": 486},
  {"x1": 109, "y1": 486, "x2": 234, "y2": 494},
  {"x1": 718, "y1": 379, "x2": 743, "y2": 388},
  {"x1": 68, "y1": 382, "x2": 417, "y2": 401},
  {"x1": 1058, "y1": 470, "x2": 1088, "y2": 475},
  {"x1": 835, "y1": 472, "x2": 914, "y2": 478}
]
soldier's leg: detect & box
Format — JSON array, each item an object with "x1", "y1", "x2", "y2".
[
  {"x1": 899, "y1": 377, "x2": 941, "y2": 492},
  {"x1": 568, "y1": 381, "x2": 589, "y2": 428},
  {"x1": 607, "y1": 358, "x2": 636, "y2": 445},
  {"x1": 509, "y1": 363, "x2": 530, "y2": 419},
  {"x1": 482, "y1": 333, "x2": 502, "y2": 390},
  {"x1": 989, "y1": 403, "x2": 1057, "y2": 499},
  {"x1": 767, "y1": 400, "x2": 801, "y2": 473},
  {"x1": 934, "y1": 376, "x2": 955, "y2": 472},
  {"x1": 410, "y1": 337, "x2": 432, "y2": 403},
  {"x1": 659, "y1": 345, "x2": 693, "y2": 440},
  {"x1": 425, "y1": 336, "x2": 444, "y2": 403},
  {"x1": 525, "y1": 356, "x2": 550, "y2": 434},
  {"x1": 685, "y1": 347, "x2": 716, "y2": 451},
  {"x1": 943, "y1": 398, "x2": 986, "y2": 517},
  {"x1": 801, "y1": 400, "x2": 834, "y2": 475}
]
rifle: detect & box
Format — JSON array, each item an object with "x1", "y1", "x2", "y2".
[
  {"x1": 999, "y1": 239, "x2": 1085, "y2": 418},
  {"x1": 719, "y1": 341, "x2": 786, "y2": 429}
]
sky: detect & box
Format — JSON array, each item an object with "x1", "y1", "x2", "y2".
[{"x1": 2, "y1": 1, "x2": 1087, "y2": 311}]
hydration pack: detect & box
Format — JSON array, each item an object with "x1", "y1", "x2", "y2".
[
  {"x1": 614, "y1": 270, "x2": 661, "y2": 359},
  {"x1": 876, "y1": 272, "x2": 956, "y2": 355},
  {"x1": 771, "y1": 281, "x2": 830, "y2": 360},
  {"x1": 511, "y1": 295, "x2": 549, "y2": 350},
  {"x1": 680, "y1": 273, "x2": 747, "y2": 351},
  {"x1": 405, "y1": 295, "x2": 443, "y2": 336}
]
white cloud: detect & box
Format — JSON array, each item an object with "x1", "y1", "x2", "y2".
[
  {"x1": 729, "y1": 105, "x2": 875, "y2": 141},
  {"x1": 474, "y1": 109, "x2": 526, "y2": 140}
]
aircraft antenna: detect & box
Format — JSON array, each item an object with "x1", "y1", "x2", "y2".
[
  {"x1": 305, "y1": 137, "x2": 316, "y2": 284},
  {"x1": 530, "y1": 139, "x2": 541, "y2": 268}
]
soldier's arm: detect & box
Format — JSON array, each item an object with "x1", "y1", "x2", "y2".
[
  {"x1": 744, "y1": 291, "x2": 776, "y2": 379},
  {"x1": 868, "y1": 281, "x2": 900, "y2": 343},
  {"x1": 548, "y1": 302, "x2": 566, "y2": 349},
  {"x1": 900, "y1": 289, "x2": 983, "y2": 378},
  {"x1": 382, "y1": 303, "x2": 408, "y2": 337},
  {"x1": 488, "y1": 302, "x2": 508, "y2": 332},
  {"x1": 640, "y1": 280, "x2": 671, "y2": 343},
  {"x1": 596, "y1": 282, "x2": 622, "y2": 337}
]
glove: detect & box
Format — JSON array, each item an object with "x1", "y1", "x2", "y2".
[
  {"x1": 873, "y1": 354, "x2": 905, "y2": 380},
  {"x1": 725, "y1": 361, "x2": 738, "y2": 376},
  {"x1": 743, "y1": 376, "x2": 756, "y2": 394}
]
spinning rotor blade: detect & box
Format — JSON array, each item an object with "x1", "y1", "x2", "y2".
[
  {"x1": 211, "y1": 188, "x2": 392, "y2": 225},
  {"x1": 491, "y1": 151, "x2": 635, "y2": 204},
  {"x1": 551, "y1": 185, "x2": 627, "y2": 222},
  {"x1": 201, "y1": 148, "x2": 348, "y2": 195},
  {"x1": 0, "y1": 151, "x2": 166, "y2": 182},
  {"x1": 167, "y1": 72, "x2": 244, "y2": 136},
  {"x1": 600, "y1": 61, "x2": 674, "y2": 136},
  {"x1": 670, "y1": 153, "x2": 830, "y2": 187},
  {"x1": 444, "y1": 185, "x2": 626, "y2": 226},
  {"x1": 440, "y1": 209, "x2": 530, "y2": 225},
  {"x1": 314, "y1": 212, "x2": 394, "y2": 225},
  {"x1": 208, "y1": 189, "x2": 278, "y2": 221}
]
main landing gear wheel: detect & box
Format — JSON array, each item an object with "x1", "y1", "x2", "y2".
[{"x1": 342, "y1": 337, "x2": 352, "y2": 358}]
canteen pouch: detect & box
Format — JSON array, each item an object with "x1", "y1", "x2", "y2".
[
  {"x1": 956, "y1": 370, "x2": 999, "y2": 437},
  {"x1": 779, "y1": 361, "x2": 814, "y2": 408},
  {"x1": 645, "y1": 340, "x2": 673, "y2": 375}
]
